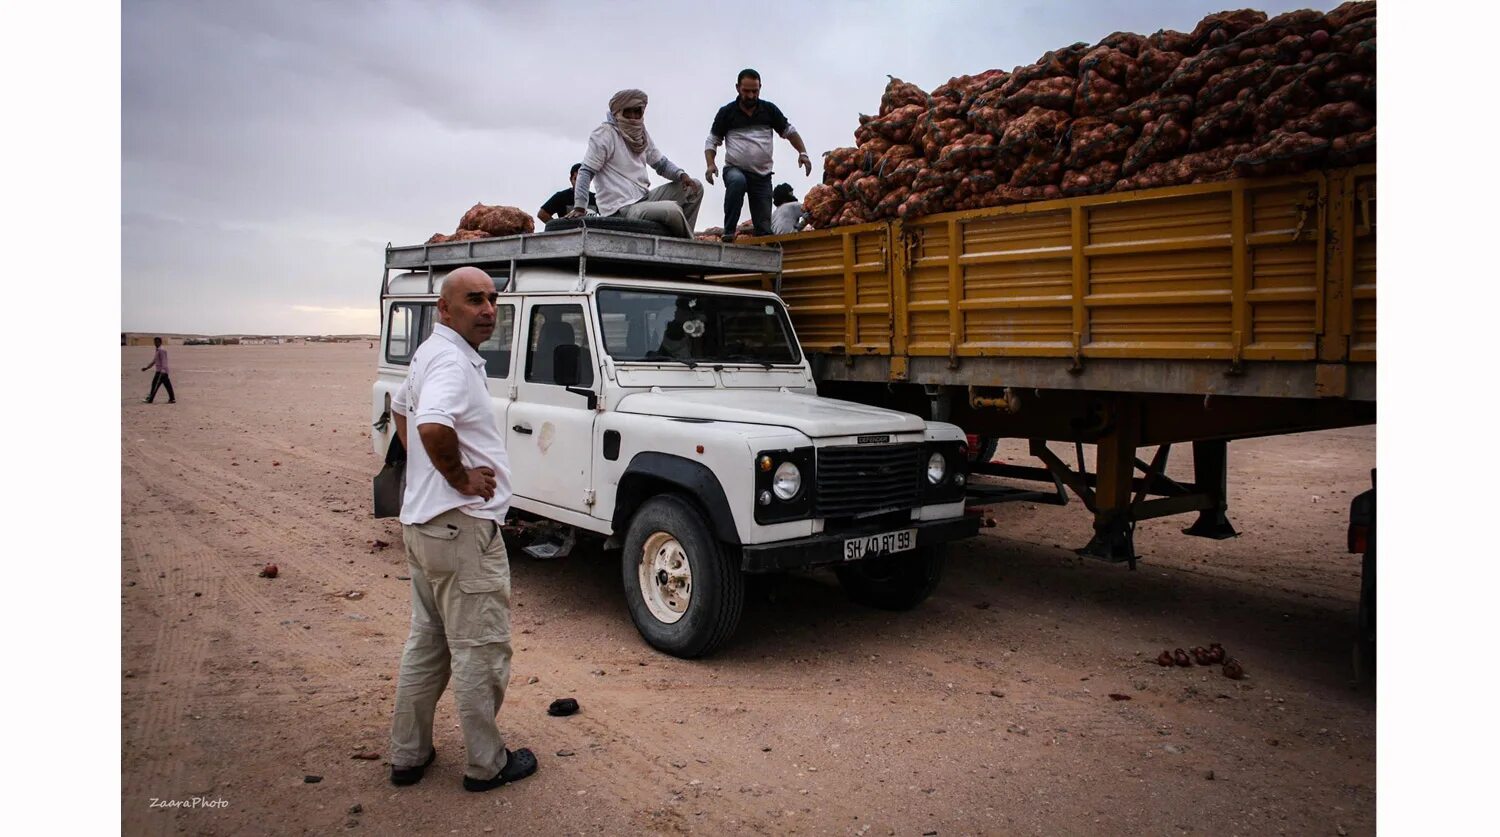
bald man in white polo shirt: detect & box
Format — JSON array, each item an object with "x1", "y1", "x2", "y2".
[{"x1": 387, "y1": 266, "x2": 538, "y2": 792}]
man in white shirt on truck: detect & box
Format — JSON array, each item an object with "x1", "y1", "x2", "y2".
[
  {"x1": 566, "y1": 88, "x2": 703, "y2": 238},
  {"x1": 388, "y1": 266, "x2": 537, "y2": 793}
]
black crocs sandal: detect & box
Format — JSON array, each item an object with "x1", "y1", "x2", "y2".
[
  {"x1": 390, "y1": 747, "x2": 436, "y2": 786},
  {"x1": 462, "y1": 748, "x2": 538, "y2": 792}
]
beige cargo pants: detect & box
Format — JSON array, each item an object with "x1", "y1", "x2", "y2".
[
  {"x1": 614, "y1": 180, "x2": 703, "y2": 238},
  {"x1": 390, "y1": 508, "x2": 513, "y2": 781}
]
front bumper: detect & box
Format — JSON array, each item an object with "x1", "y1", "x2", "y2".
[{"x1": 739, "y1": 515, "x2": 981, "y2": 574}]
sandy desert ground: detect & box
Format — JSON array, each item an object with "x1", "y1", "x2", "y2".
[{"x1": 121, "y1": 343, "x2": 1375, "y2": 835}]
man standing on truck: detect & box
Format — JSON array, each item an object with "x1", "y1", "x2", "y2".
[
  {"x1": 537, "y1": 163, "x2": 597, "y2": 223},
  {"x1": 387, "y1": 265, "x2": 537, "y2": 792},
  {"x1": 566, "y1": 89, "x2": 703, "y2": 238},
  {"x1": 140, "y1": 336, "x2": 175, "y2": 403},
  {"x1": 704, "y1": 69, "x2": 812, "y2": 242}
]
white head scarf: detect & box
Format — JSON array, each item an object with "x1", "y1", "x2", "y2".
[{"x1": 607, "y1": 88, "x2": 649, "y2": 154}]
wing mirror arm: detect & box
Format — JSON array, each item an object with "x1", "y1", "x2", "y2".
[
  {"x1": 553, "y1": 344, "x2": 598, "y2": 409},
  {"x1": 566, "y1": 386, "x2": 598, "y2": 410}
]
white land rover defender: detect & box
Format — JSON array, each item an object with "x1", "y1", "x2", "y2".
[{"x1": 370, "y1": 225, "x2": 979, "y2": 658}]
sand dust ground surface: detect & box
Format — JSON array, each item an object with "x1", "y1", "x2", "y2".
[{"x1": 121, "y1": 343, "x2": 1375, "y2": 835}]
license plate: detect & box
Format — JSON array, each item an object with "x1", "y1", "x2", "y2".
[{"x1": 843, "y1": 528, "x2": 916, "y2": 561}]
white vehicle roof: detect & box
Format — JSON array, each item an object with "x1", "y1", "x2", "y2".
[
  {"x1": 384, "y1": 228, "x2": 780, "y2": 288},
  {"x1": 384, "y1": 265, "x2": 781, "y2": 301}
]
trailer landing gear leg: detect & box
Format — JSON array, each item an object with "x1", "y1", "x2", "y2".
[
  {"x1": 1077, "y1": 399, "x2": 1140, "y2": 569},
  {"x1": 1182, "y1": 439, "x2": 1239, "y2": 540},
  {"x1": 1079, "y1": 517, "x2": 1137, "y2": 569}
]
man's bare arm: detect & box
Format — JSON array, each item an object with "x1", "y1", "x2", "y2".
[
  {"x1": 394, "y1": 412, "x2": 408, "y2": 452},
  {"x1": 787, "y1": 132, "x2": 811, "y2": 175},
  {"x1": 417, "y1": 422, "x2": 496, "y2": 499}
]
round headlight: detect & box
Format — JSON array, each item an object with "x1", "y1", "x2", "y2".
[
  {"x1": 773, "y1": 461, "x2": 802, "y2": 500},
  {"x1": 927, "y1": 452, "x2": 947, "y2": 484}
]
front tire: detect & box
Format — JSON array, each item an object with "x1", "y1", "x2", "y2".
[
  {"x1": 621, "y1": 495, "x2": 744, "y2": 658},
  {"x1": 834, "y1": 545, "x2": 945, "y2": 610}
]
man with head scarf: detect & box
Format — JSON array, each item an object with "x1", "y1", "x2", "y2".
[{"x1": 567, "y1": 89, "x2": 703, "y2": 238}]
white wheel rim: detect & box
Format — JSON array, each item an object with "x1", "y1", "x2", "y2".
[{"x1": 639, "y1": 531, "x2": 691, "y2": 624}]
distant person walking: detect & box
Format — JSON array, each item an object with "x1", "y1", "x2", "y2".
[
  {"x1": 387, "y1": 266, "x2": 537, "y2": 792},
  {"x1": 140, "y1": 337, "x2": 176, "y2": 404},
  {"x1": 704, "y1": 69, "x2": 812, "y2": 241}
]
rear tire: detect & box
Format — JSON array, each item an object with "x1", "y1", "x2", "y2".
[
  {"x1": 621, "y1": 495, "x2": 744, "y2": 658},
  {"x1": 834, "y1": 545, "x2": 945, "y2": 610}
]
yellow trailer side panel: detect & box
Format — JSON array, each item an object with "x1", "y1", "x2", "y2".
[{"x1": 729, "y1": 166, "x2": 1373, "y2": 382}]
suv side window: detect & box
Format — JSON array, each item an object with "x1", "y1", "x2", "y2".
[
  {"x1": 525, "y1": 304, "x2": 593, "y2": 387},
  {"x1": 419, "y1": 305, "x2": 437, "y2": 343},
  {"x1": 386, "y1": 302, "x2": 431, "y2": 364},
  {"x1": 386, "y1": 302, "x2": 445, "y2": 365},
  {"x1": 479, "y1": 304, "x2": 517, "y2": 379}
]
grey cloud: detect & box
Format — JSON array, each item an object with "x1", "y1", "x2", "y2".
[{"x1": 123, "y1": 0, "x2": 1316, "y2": 334}]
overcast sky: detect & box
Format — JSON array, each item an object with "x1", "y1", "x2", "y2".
[{"x1": 121, "y1": 0, "x2": 1318, "y2": 336}]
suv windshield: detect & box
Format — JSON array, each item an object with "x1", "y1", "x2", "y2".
[{"x1": 597, "y1": 288, "x2": 801, "y2": 365}]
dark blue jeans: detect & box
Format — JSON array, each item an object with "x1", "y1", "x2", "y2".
[
  {"x1": 722, "y1": 166, "x2": 773, "y2": 237},
  {"x1": 147, "y1": 372, "x2": 175, "y2": 402}
]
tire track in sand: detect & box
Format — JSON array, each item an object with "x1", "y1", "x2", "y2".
[
  {"x1": 126, "y1": 439, "x2": 376, "y2": 600},
  {"x1": 120, "y1": 531, "x2": 212, "y2": 837}
]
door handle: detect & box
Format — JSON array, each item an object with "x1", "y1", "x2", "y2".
[{"x1": 512, "y1": 424, "x2": 533, "y2": 435}]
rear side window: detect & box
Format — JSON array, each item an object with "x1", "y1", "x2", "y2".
[
  {"x1": 478, "y1": 304, "x2": 517, "y2": 379},
  {"x1": 386, "y1": 302, "x2": 437, "y2": 364}
]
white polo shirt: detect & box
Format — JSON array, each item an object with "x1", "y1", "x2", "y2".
[{"x1": 392, "y1": 323, "x2": 511, "y2": 525}]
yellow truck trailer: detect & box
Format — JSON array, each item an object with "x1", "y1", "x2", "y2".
[{"x1": 722, "y1": 164, "x2": 1375, "y2": 564}]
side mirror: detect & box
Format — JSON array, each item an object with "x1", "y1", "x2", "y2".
[
  {"x1": 553, "y1": 344, "x2": 581, "y2": 388},
  {"x1": 553, "y1": 344, "x2": 599, "y2": 409}
]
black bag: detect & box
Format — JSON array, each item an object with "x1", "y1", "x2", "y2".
[{"x1": 373, "y1": 450, "x2": 405, "y2": 519}]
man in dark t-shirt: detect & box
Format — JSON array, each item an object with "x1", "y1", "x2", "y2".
[
  {"x1": 538, "y1": 163, "x2": 599, "y2": 222},
  {"x1": 704, "y1": 69, "x2": 811, "y2": 241}
]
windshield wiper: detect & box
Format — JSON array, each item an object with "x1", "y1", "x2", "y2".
[
  {"x1": 641, "y1": 351, "x2": 698, "y2": 368},
  {"x1": 719, "y1": 354, "x2": 774, "y2": 369}
]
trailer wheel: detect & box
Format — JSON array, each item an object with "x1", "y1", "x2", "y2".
[
  {"x1": 544, "y1": 216, "x2": 675, "y2": 237},
  {"x1": 834, "y1": 545, "x2": 945, "y2": 610},
  {"x1": 621, "y1": 495, "x2": 744, "y2": 658}
]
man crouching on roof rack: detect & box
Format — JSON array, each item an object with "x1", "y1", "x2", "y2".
[{"x1": 566, "y1": 88, "x2": 703, "y2": 238}]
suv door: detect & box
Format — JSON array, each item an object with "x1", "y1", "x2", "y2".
[
  {"x1": 479, "y1": 296, "x2": 519, "y2": 430},
  {"x1": 506, "y1": 298, "x2": 599, "y2": 514}
]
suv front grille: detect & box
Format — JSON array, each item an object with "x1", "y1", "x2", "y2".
[{"x1": 815, "y1": 444, "x2": 921, "y2": 518}]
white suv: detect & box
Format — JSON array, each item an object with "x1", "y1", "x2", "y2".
[{"x1": 371, "y1": 229, "x2": 978, "y2": 657}]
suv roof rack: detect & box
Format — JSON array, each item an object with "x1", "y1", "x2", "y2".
[{"x1": 385, "y1": 228, "x2": 782, "y2": 278}]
